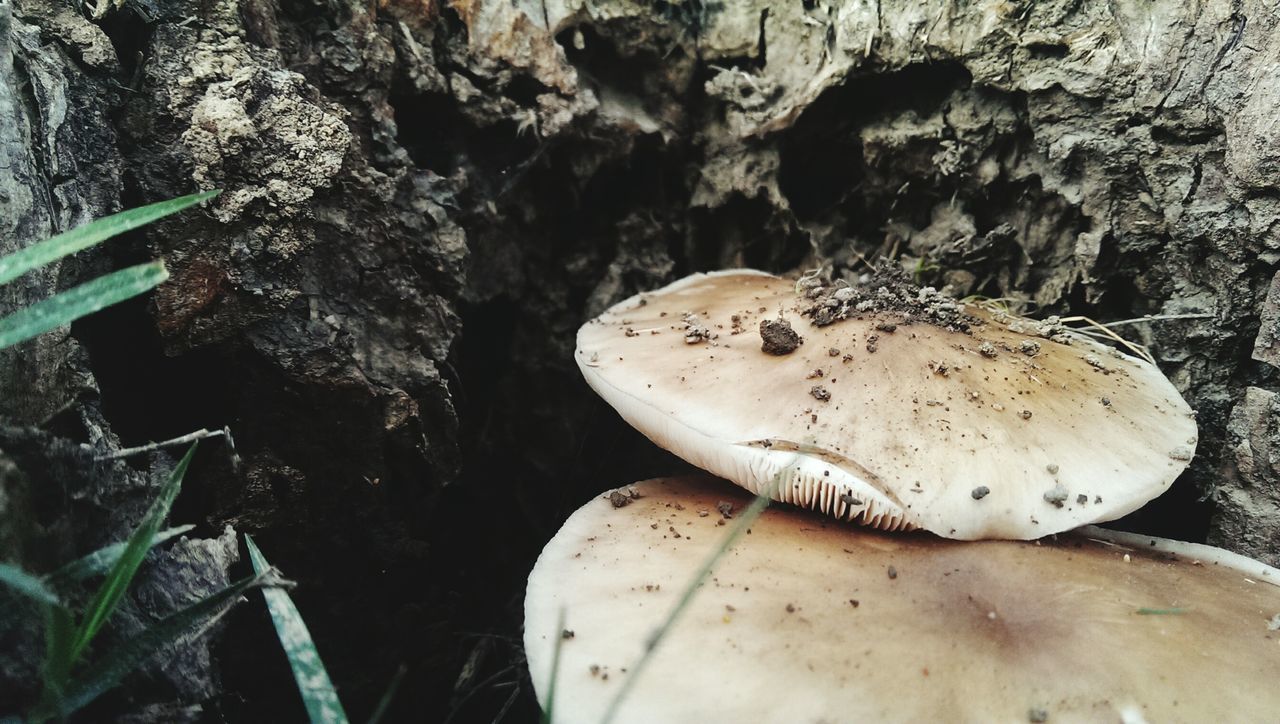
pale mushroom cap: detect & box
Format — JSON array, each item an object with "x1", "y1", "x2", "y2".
[
  {"x1": 525, "y1": 477, "x2": 1280, "y2": 724},
  {"x1": 575, "y1": 270, "x2": 1198, "y2": 539}
]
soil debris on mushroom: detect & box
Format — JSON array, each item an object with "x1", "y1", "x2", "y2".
[{"x1": 759, "y1": 318, "x2": 803, "y2": 355}]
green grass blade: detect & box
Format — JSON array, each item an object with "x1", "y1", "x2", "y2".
[
  {"x1": 246, "y1": 535, "x2": 350, "y2": 724},
  {"x1": 0, "y1": 562, "x2": 61, "y2": 605},
  {"x1": 48, "y1": 526, "x2": 195, "y2": 588},
  {"x1": 40, "y1": 604, "x2": 77, "y2": 713},
  {"x1": 1136, "y1": 607, "x2": 1188, "y2": 615},
  {"x1": 0, "y1": 526, "x2": 194, "y2": 626},
  {"x1": 365, "y1": 665, "x2": 407, "y2": 724},
  {"x1": 600, "y1": 466, "x2": 792, "y2": 724},
  {"x1": 0, "y1": 190, "x2": 218, "y2": 286},
  {"x1": 0, "y1": 262, "x2": 169, "y2": 349},
  {"x1": 27, "y1": 571, "x2": 268, "y2": 723},
  {"x1": 66, "y1": 443, "x2": 197, "y2": 665},
  {"x1": 539, "y1": 609, "x2": 566, "y2": 724}
]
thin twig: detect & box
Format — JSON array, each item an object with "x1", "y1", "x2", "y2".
[
  {"x1": 1096, "y1": 313, "x2": 1214, "y2": 327},
  {"x1": 95, "y1": 427, "x2": 235, "y2": 465},
  {"x1": 1058, "y1": 315, "x2": 1156, "y2": 364}
]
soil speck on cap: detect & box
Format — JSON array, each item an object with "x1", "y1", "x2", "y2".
[
  {"x1": 811, "y1": 385, "x2": 831, "y2": 402},
  {"x1": 979, "y1": 341, "x2": 998, "y2": 358},
  {"x1": 800, "y1": 266, "x2": 979, "y2": 332},
  {"x1": 1046, "y1": 463, "x2": 1059, "y2": 474},
  {"x1": 609, "y1": 489, "x2": 640, "y2": 508},
  {"x1": 561, "y1": 629, "x2": 575, "y2": 639},
  {"x1": 785, "y1": 603, "x2": 796, "y2": 613},
  {"x1": 828, "y1": 347, "x2": 840, "y2": 356},
  {"x1": 865, "y1": 334, "x2": 880, "y2": 353},
  {"x1": 682, "y1": 312, "x2": 715, "y2": 344},
  {"x1": 1020, "y1": 340, "x2": 1041, "y2": 356},
  {"x1": 887, "y1": 566, "x2": 898, "y2": 580},
  {"x1": 1019, "y1": 409, "x2": 1033, "y2": 420},
  {"x1": 1028, "y1": 708, "x2": 1049, "y2": 723},
  {"x1": 760, "y1": 318, "x2": 803, "y2": 355},
  {"x1": 849, "y1": 599, "x2": 860, "y2": 607},
  {"x1": 1043, "y1": 482, "x2": 1069, "y2": 508},
  {"x1": 717, "y1": 501, "x2": 735, "y2": 518},
  {"x1": 971, "y1": 486, "x2": 991, "y2": 500}
]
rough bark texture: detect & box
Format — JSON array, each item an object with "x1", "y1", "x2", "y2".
[{"x1": 1, "y1": 0, "x2": 1278, "y2": 719}]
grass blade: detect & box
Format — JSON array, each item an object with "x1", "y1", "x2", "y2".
[
  {"x1": 40, "y1": 604, "x2": 77, "y2": 713},
  {"x1": 66, "y1": 443, "x2": 197, "y2": 665},
  {"x1": 0, "y1": 190, "x2": 218, "y2": 286},
  {"x1": 539, "y1": 609, "x2": 566, "y2": 724},
  {"x1": 246, "y1": 535, "x2": 350, "y2": 724},
  {"x1": 365, "y1": 665, "x2": 407, "y2": 724},
  {"x1": 0, "y1": 262, "x2": 169, "y2": 349},
  {"x1": 0, "y1": 527, "x2": 194, "y2": 626},
  {"x1": 599, "y1": 467, "x2": 791, "y2": 724},
  {"x1": 0, "y1": 562, "x2": 61, "y2": 606},
  {"x1": 49, "y1": 526, "x2": 195, "y2": 588},
  {"x1": 27, "y1": 571, "x2": 269, "y2": 722}
]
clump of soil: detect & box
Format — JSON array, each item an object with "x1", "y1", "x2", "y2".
[
  {"x1": 799, "y1": 266, "x2": 980, "y2": 332},
  {"x1": 760, "y1": 318, "x2": 804, "y2": 355}
]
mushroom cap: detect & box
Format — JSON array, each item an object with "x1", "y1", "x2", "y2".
[
  {"x1": 525, "y1": 477, "x2": 1280, "y2": 724},
  {"x1": 574, "y1": 270, "x2": 1198, "y2": 539}
]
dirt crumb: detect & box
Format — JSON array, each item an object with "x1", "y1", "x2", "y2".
[
  {"x1": 971, "y1": 486, "x2": 991, "y2": 500},
  {"x1": 1043, "y1": 482, "x2": 1069, "y2": 508},
  {"x1": 717, "y1": 501, "x2": 735, "y2": 518},
  {"x1": 801, "y1": 266, "x2": 979, "y2": 332},
  {"x1": 760, "y1": 318, "x2": 803, "y2": 355},
  {"x1": 683, "y1": 313, "x2": 714, "y2": 344},
  {"x1": 609, "y1": 489, "x2": 640, "y2": 508},
  {"x1": 810, "y1": 385, "x2": 831, "y2": 402}
]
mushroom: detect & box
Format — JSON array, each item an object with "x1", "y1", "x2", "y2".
[
  {"x1": 575, "y1": 270, "x2": 1197, "y2": 539},
  {"x1": 525, "y1": 476, "x2": 1280, "y2": 723}
]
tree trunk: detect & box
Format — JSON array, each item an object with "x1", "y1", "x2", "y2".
[{"x1": 1, "y1": 0, "x2": 1276, "y2": 719}]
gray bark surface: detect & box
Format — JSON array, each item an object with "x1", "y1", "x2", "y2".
[{"x1": 1, "y1": 0, "x2": 1277, "y2": 718}]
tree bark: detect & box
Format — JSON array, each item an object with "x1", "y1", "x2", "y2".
[{"x1": 1, "y1": 0, "x2": 1277, "y2": 718}]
